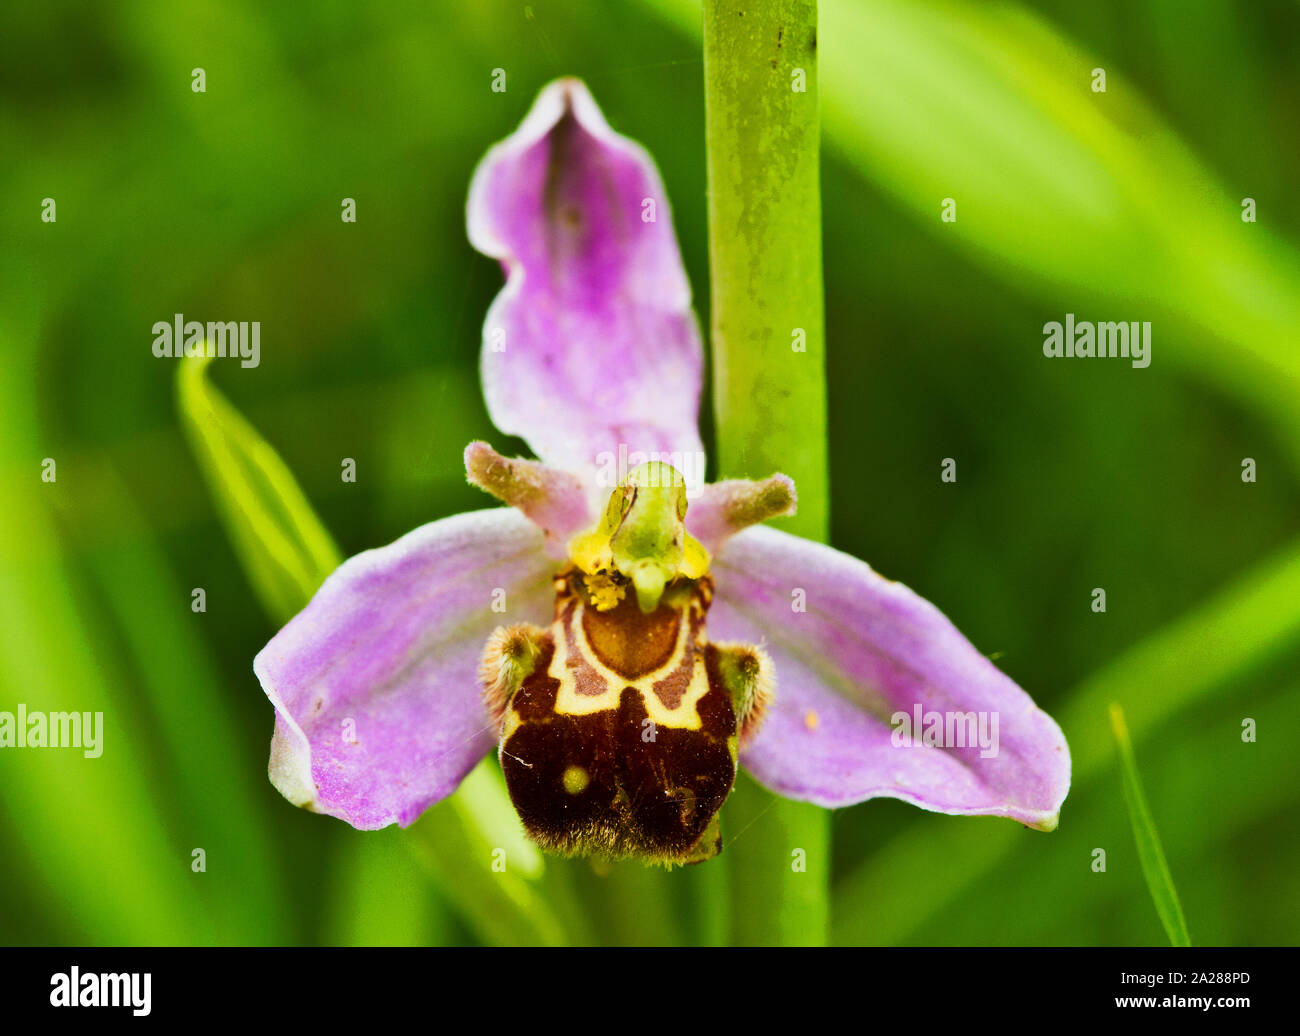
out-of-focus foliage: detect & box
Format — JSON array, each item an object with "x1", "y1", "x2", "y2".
[{"x1": 1, "y1": 0, "x2": 1297, "y2": 945}]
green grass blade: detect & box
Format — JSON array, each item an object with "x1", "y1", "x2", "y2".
[
  {"x1": 177, "y1": 354, "x2": 343, "y2": 622},
  {"x1": 1108, "y1": 704, "x2": 1191, "y2": 947}
]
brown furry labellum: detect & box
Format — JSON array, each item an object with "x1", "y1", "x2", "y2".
[{"x1": 480, "y1": 570, "x2": 772, "y2": 865}]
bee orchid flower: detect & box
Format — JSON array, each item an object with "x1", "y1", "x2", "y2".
[{"x1": 253, "y1": 78, "x2": 1070, "y2": 865}]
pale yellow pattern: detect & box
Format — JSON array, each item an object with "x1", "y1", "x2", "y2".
[
  {"x1": 500, "y1": 707, "x2": 523, "y2": 743},
  {"x1": 548, "y1": 601, "x2": 711, "y2": 730}
]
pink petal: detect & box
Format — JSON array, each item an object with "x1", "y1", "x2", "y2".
[
  {"x1": 253, "y1": 509, "x2": 556, "y2": 830},
  {"x1": 686, "y1": 473, "x2": 798, "y2": 554},
  {"x1": 467, "y1": 77, "x2": 705, "y2": 490},
  {"x1": 464, "y1": 440, "x2": 593, "y2": 557},
  {"x1": 709, "y1": 527, "x2": 1071, "y2": 830}
]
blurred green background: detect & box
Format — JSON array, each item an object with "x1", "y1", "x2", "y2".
[{"x1": 2, "y1": 0, "x2": 1298, "y2": 946}]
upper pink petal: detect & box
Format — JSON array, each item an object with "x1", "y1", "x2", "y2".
[
  {"x1": 253, "y1": 508, "x2": 556, "y2": 830},
  {"x1": 710, "y1": 527, "x2": 1071, "y2": 830},
  {"x1": 467, "y1": 77, "x2": 705, "y2": 491}
]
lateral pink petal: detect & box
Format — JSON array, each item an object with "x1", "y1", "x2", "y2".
[
  {"x1": 464, "y1": 441, "x2": 593, "y2": 556},
  {"x1": 710, "y1": 527, "x2": 1071, "y2": 830},
  {"x1": 253, "y1": 509, "x2": 556, "y2": 829}
]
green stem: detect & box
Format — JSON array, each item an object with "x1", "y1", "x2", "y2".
[
  {"x1": 704, "y1": 0, "x2": 828, "y2": 535},
  {"x1": 704, "y1": 0, "x2": 830, "y2": 946}
]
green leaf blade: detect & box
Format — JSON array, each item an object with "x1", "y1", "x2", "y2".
[
  {"x1": 176, "y1": 355, "x2": 342, "y2": 623},
  {"x1": 1108, "y1": 703, "x2": 1192, "y2": 948}
]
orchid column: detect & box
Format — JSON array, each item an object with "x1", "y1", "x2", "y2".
[{"x1": 704, "y1": 1, "x2": 831, "y2": 946}]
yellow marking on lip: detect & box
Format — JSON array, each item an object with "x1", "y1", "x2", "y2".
[
  {"x1": 549, "y1": 600, "x2": 710, "y2": 730},
  {"x1": 562, "y1": 765, "x2": 590, "y2": 794},
  {"x1": 501, "y1": 708, "x2": 523, "y2": 742}
]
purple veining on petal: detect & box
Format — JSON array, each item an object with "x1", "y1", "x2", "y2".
[
  {"x1": 467, "y1": 77, "x2": 705, "y2": 491},
  {"x1": 253, "y1": 508, "x2": 556, "y2": 830},
  {"x1": 709, "y1": 526, "x2": 1071, "y2": 830}
]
